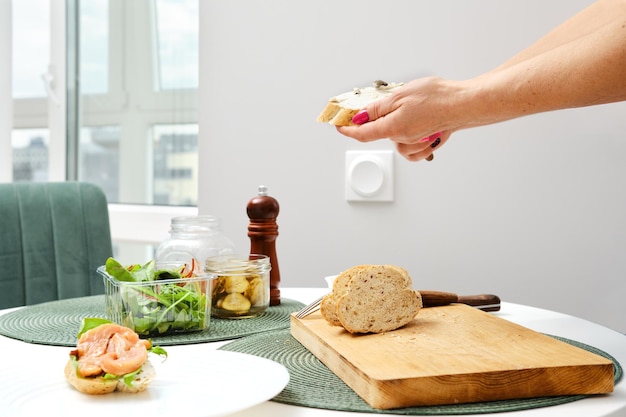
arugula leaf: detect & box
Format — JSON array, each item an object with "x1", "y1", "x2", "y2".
[
  {"x1": 149, "y1": 344, "x2": 169, "y2": 360},
  {"x1": 121, "y1": 368, "x2": 142, "y2": 387}
]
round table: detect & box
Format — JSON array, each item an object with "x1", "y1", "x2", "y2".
[{"x1": 1, "y1": 287, "x2": 625, "y2": 417}]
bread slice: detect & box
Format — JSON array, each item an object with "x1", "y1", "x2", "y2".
[
  {"x1": 322, "y1": 264, "x2": 422, "y2": 334},
  {"x1": 317, "y1": 81, "x2": 404, "y2": 126},
  {"x1": 64, "y1": 360, "x2": 118, "y2": 394},
  {"x1": 320, "y1": 266, "x2": 366, "y2": 326},
  {"x1": 65, "y1": 359, "x2": 156, "y2": 395}
]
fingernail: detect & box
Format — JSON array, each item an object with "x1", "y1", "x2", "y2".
[
  {"x1": 429, "y1": 131, "x2": 442, "y2": 140},
  {"x1": 430, "y1": 137, "x2": 441, "y2": 148},
  {"x1": 352, "y1": 110, "x2": 369, "y2": 125},
  {"x1": 419, "y1": 131, "x2": 443, "y2": 143}
]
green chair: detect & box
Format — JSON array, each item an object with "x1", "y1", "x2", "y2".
[{"x1": 0, "y1": 182, "x2": 113, "y2": 309}]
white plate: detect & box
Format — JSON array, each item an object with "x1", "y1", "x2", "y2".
[
  {"x1": 1, "y1": 349, "x2": 289, "y2": 417},
  {"x1": 325, "y1": 274, "x2": 338, "y2": 289}
]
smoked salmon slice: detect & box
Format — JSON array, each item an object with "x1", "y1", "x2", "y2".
[{"x1": 75, "y1": 323, "x2": 150, "y2": 377}]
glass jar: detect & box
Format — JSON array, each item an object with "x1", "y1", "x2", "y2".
[
  {"x1": 155, "y1": 215, "x2": 236, "y2": 272},
  {"x1": 205, "y1": 254, "x2": 271, "y2": 319}
]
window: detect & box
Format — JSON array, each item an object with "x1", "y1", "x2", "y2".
[
  {"x1": 6, "y1": 0, "x2": 200, "y2": 263},
  {"x1": 154, "y1": 0, "x2": 199, "y2": 91},
  {"x1": 79, "y1": 126, "x2": 120, "y2": 201},
  {"x1": 11, "y1": 129, "x2": 50, "y2": 182},
  {"x1": 75, "y1": 0, "x2": 199, "y2": 206},
  {"x1": 79, "y1": 0, "x2": 109, "y2": 95},
  {"x1": 11, "y1": 0, "x2": 51, "y2": 182},
  {"x1": 153, "y1": 124, "x2": 199, "y2": 205},
  {"x1": 12, "y1": 0, "x2": 50, "y2": 99}
]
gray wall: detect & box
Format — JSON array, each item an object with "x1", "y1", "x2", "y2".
[{"x1": 198, "y1": 0, "x2": 626, "y2": 332}]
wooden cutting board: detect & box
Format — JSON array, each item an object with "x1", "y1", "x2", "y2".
[{"x1": 290, "y1": 304, "x2": 614, "y2": 409}]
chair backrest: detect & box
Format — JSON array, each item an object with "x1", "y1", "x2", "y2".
[{"x1": 0, "y1": 182, "x2": 113, "y2": 308}]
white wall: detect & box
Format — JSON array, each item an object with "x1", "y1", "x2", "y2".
[{"x1": 198, "y1": 0, "x2": 626, "y2": 332}]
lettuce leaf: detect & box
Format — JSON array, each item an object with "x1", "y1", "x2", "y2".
[{"x1": 105, "y1": 257, "x2": 156, "y2": 282}]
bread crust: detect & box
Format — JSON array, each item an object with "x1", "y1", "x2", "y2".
[
  {"x1": 317, "y1": 81, "x2": 404, "y2": 126},
  {"x1": 320, "y1": 267, "x2": 358, "y2": 326},
  {"x1": 321, "y1": 264, "x2": 422, "y2": 334},
  {"x1": 65, "y1": 359, "x2": 155, "y2": 395},
  {"x1": 65, "y1": 359, "x2": 118, "y2": 395}
]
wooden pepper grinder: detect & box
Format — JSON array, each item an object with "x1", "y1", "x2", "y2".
[{"x1": 247, "y1": 185, "x2": 281, "y2": 305}]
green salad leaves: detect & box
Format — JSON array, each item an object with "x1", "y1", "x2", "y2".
[{"x1": 105, "y1": 258, "x2": 210, "y2": 336}]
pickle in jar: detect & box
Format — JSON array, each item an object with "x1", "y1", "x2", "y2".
[
  {"x1": 223, "y1": 274, "x2": 249, "y2": 293},
  {"x1": 220, "y1": 292, "x2": 252, "y2": 311},
  {"x1": 207, "y1": 254, "x2": 270, "y2": 319}
]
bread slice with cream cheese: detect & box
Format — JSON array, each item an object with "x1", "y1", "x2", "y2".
[
  {"x1": 64, "y1": 359, "x2": 156, "y2": 395},
  {"x1": 317, "y1": 81, "x2": 404, "y2": 126}
]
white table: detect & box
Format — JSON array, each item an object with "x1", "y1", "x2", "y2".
[{"x1": 1, "y1": 287, "x2": 625, "y2": 417}]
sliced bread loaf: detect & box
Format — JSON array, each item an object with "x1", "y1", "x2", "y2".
[{"x1": 321, "y1": 264, "x2": 422, "y2": 334}]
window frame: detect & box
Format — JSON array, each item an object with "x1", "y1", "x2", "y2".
[
  {"x1": 0, "y1": 1, "x2": 13, "y2": 181},
  {"x1": 5, "y1": 0, "x2": 198, "y2": 246}
]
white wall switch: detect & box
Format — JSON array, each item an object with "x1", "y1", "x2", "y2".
[{"x1": 345, "y1": 150, "x2": 394, "y2": 202}]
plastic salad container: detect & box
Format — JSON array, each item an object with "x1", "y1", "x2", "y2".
[{"x1": 98, "y1": 259, "x2": 214, "y2": 336}]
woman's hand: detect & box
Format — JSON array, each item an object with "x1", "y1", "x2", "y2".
[{"x1": 336, "y1": 77, "x2": 461, "y2": 161}]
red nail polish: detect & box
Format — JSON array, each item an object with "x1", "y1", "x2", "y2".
[
  {"x1": 429, "y1": 131, "x2": 442, "y2": 140},
  {"x1": 352, "y1": 110, "x2": 369, "y2": 125},
  {"x1": 420, "y1": 131, "x2": 442, "y2": 143}
]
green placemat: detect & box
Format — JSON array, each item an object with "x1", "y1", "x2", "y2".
[
  {"x1": 219, "y1": 329, "x2": 623, "y2": 415},
  {"x1": 0, "y1": 295, "x2": 304, "y2": 346}
]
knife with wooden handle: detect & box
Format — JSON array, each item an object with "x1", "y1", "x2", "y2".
[{"x1": 419, "y1": 290, "x2": 501, "y2": 312}]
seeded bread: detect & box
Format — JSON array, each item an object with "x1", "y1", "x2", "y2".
[
  {"x1": 317, "y1": 81, "x2": 404, "y2": 126},
  {"x1": 320, "y1": 266, "x2": 365, "y2": 326},
  {"x1": 64, "y1": 359, "x2": 156, "y2": 395},
  {"x1": 320, "y1": 265, "x2": 422, "y2": 334}
]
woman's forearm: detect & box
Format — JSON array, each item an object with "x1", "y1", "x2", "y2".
[
  {"x1": 457, "y1": 9, "x2": 626, "y2": 129},
  {"x1": 493, "y1": 0, "x2": 626, "y2": 72},
  {"x1": 336, "y1": 0, "x2": 626, "y2": 161}
]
